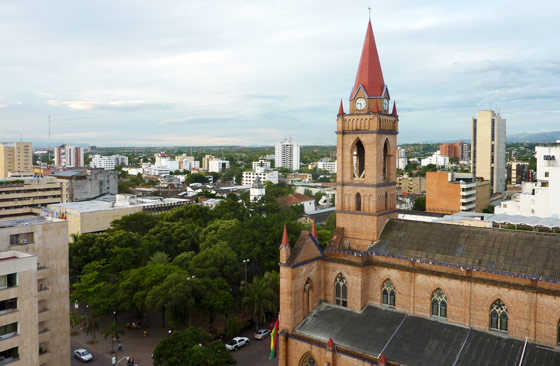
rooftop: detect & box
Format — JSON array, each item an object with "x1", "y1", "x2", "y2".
[{"x1": 0, "y1": 216, "x2": 62, "y2": 228}]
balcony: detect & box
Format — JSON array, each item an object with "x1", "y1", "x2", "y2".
[
  {"x1": 461, "y1": 203, "x2": 476, "y2": 211},
  {"x1": 460, "y1": 189, "x2": 476, "y2": 196},
  {"x1": 460, "y1": 182, "x2": 477, "y2": 189},
  {"x1": 460, "y1": 196, "x2": 476, "y2": 203},
  {"x1": 38, "y1": 308, "x2": 50, "y2": 322}
]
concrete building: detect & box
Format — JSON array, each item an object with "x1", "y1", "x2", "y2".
[
  {"x1": 278, "y1": 193, "x2": 316, "y2": 214},
  {"x1": 182, "y1": 159, "x2": 200, "y2": 171},
  {"x1": 252, "y1": 160, "x2": 271, "y2": 170},
  {"x1": 506, "y1": 161, "x2": 532, "y2": 185},
  {"x1": 202, "y1": 155, "x2": 215, "y2": 171},
  {"x1": 286, "y1": 173, "x2": 313, "y2": 184},
  {"x1": 317, "y1": 161, "x2": 337, "y2": 174},
  {"x1": 90, "y1": 154, "x2": 129, "y2": 170},
  {"x1": 396, "y1": 175, "x2": 426, "y2": 194},
  {"x1": 0, "y1": 216, "x2": 70, "y2": 366},
  {"x1": 53, "y1": 168, "x2": 117, "y2": 202},
  {"x1": 420, "y1": 151, "x2": 449, "y2": 168},
  {"x1": 46, "y1": 194, "x2": 190, "y2": 241},
  {"x1": 0, "y1": 177, "x2": 62, "y2": 220},
  {"x1": 426, "y1": 171, "x2": 490, "y2": 214},
  {"x1": 440, "y1": 141, "x2": 469, "y2": 161},
  {"x1": 242, "y1": 167, "x2": 279, "y2": 186},
  {"x1": 275, "y1": 138, "x2": 300, "y2": 171},
  {"x1": 396, "y1": 156, "x2": 408, "y2": 170},
  {"x1": 471, "y1": 110, "x2": 506, "y2": 194},
  {"x1": 278, "y1": 21, "x2": 560, "y2": 366},
  {"x1": 0, "y1": 142, "x2": 32, "y2": 178},
  {"x1": 208, "y1": 159, "x2": 229, "y2": 173},
  {"x1": 249, "y1": 176, "x2": 266, "y2": 202},
  {"x1": 54, "y1": 145, "x2": 83, "y2": 168},
  {"x1": 496, "y1": 143, "x2": 560, "y2": 218}
]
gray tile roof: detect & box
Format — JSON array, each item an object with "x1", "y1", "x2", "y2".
[
  {"x1": 369, "y1": 219, "x2": 560, "y2": 281},
  {"x1": 295, "y1": 303, "x2": 560, "y2": 366}
]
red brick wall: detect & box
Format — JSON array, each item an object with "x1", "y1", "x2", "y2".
[{"x1": 426, "y1": 171, "x2": 461, "y2": 214}]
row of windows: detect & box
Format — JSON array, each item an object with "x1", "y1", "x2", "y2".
[{"x1": 333, "y1": 275, "x2": 523, "y2": 334}]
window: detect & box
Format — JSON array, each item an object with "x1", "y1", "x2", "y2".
[
  {"x1": 9, "y1": 232, "x2": 34, "y2": 245},
  {"x1": 431, "y1": 289, "x2": 447, "y2": 318},
  {"x1": 383, "y1": 140, "x2": 389, "y2": 180},
  {"x1": 355, "y1": 193, "x2": 362, "y2": 211},
  {"x1": 303, "y1": 279, "x2": 312, "y2": 315},
  {"x1": 0, "y1": 274, "x2": 17, "y2": 290},
  {"x1": 382, "y1": 279, "x2": 395, "y2": 307},
  {"x1": 545, "y1": 172, "x2": 549, "y2": 178},
  {"x1": 300, "y1": 354, "x2": 316, "y2": 366},
  {"x1": 490, "y1": 299, "x2": 508, "y2": 332},
  {"x1": 0, "y1": 298, "x2": 17, "y2": 315},
  {"x1": 334, "y1": 273, "x2": 347, "y2": 307},
  {"x1": 0, "y1": 323, "x2": 17, "y2": 339},
  {"x1": 0, "y1": 347, "x2": 19, "y2": 362},
  {"x1": 352, "y1": 140, "x2": 365, "y2": 179}
]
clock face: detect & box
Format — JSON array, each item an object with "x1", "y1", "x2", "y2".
[
  {"x1": 383, "y1": 99, "x2": 389, "y2": 110},
  {"x1": 355, "y1": 97, "x2": 367, "y2": 111}
]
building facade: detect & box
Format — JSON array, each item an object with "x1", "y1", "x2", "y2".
[
  {"x1": 53, "y1": 168, "x2": 118, "y2": 202},
  {"x1": 0, "y1": 217, "x2": 70, "y2": 366},
  {"x1": 275, "y1": 138, "x2": 300, "y2": 171},
  {"x1": 252, "y1": 160, "x2": 272, "y2": 170},
  {"x1": 208, "y1": 159, "x2": 230, "y2": 173},
  {"x1": 396, "y1": 175, "x2": 425, "y2": 194},
  {"x1": 420, "y1": 151, "x2": 449, "y2": 168},
  {"x1": 0, "y1": 177, "x2": 62, "y2": 220},
  {"x1": 0, "y1": 142, "x2": 32, "y2": 178},
  {"x1": 54, "y1": 145, "x2": 84, "y2": 168},
  {"x1": 242, "y1": 167, "x2": 279, "y2": 186},
  {"x1": 471, "y1": 110, "x2": 506, "y2": 194},
  {"x1": 90, "y1": 154, "x2": 128, "y2": 170},
  {"x1": 317, "y1": 161, "x2": 337, "y2": 174},
  {"x1": 425, "y1": 171, "x2": 490, "y2": 214},
  {"x1": 440, "y1": 141, "x2": 469, "y2": 161},
  {"x1": 506, "y1": 161, "x2": 532, "y2": 185},
  {"x1": 278, "y1": 20, "x2": 560, "y2": 366}
]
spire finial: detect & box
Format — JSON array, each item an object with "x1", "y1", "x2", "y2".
[{"x1": 368, "y1": 4, "x2": 371, "y2": 20}]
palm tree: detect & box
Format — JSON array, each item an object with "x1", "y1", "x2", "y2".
[
  {"x1": 101, "y1": 322, "x2": 124, "y2": 352},
  {"x1": 84, "y1": 316, "x2": 99, "y2": 343},
  {"x1": 148, "y1": 251, "x2": 169, "y2": 265},
  {"x1": 241, "y1": 276, "x2": 276, "y2": 330},
  {"x1": 224, "y1": 314, "x2": 248, "y2": 340},
  {"x1": 264, "y1": 270, "x2": 280, "y2": 307}
]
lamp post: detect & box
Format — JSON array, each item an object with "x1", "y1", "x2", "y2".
[
  {"x1": 113, "y1": 311, "x2": 117, "y2": 324},
  {"x1": 187, "y1": 275, "x2": 195, "y2": 327},
  {"x1": 243, "y1": 259, "x2": 250, "y2": 283}
]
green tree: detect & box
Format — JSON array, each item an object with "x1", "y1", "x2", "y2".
[
  {"x1": 84, "y1": 315, "x2": 99, "y2": 343},
  {"x1": 413, "y1": 197, "x2": 426, "y2": 211},
  {"x1": 101, "y1": 322, "x2": 124, "y2": 352},
  {"x1": 195, "y1": 278, "x2": 234, "y2": 326},
  {"x1": 223, "y1": 314, "x2": 248, "y2": 340},
  {"x1": 148, "y1": 251, "x2": 170, "y2": 265},
  {"x1": 241, "y1": 276, "x2": 276, "y2": 330},
  {"x1": 189, "y1": 241, "x2": 239, "y2": 283},
  {"x1": 146, "y1": 272, "x2": 195, "y2": 328},
  {"x1": 109, "y1": 212, "x2": 159, "y2": 235}
]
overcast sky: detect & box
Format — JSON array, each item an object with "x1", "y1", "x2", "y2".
[{"x1": 0, "y1": 0, "x2": 559, "y2": 146}]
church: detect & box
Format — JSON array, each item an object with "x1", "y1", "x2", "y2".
[{"x1": 278, "y1": 19, "x2": 560, "y2": 366}]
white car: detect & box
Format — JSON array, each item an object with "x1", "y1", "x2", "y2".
[
  {"x1": 73, "y1": 348, "x2": 93, "y2": 362},
  {"x1": 226, "y1": 337, "x2": 250, "y2": 351}
]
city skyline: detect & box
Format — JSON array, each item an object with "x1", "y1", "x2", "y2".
[{"x1": 0, "y1": 0, "x2": 559, "y2": 146}]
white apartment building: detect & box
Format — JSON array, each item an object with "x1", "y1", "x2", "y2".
[
  {"x1": 275, "y1": 138, "x2": 300, "y2": 171},
  {"x1": 242, "y1": 167, "x2": 279, "y2": 186},
  {"x1": 182, "y1": 159, "x2": 200, "y2": 171},
  {"x1": 54, "y1": 145, "x2": 84, "y2": 168},
  {"x1": 252, "y1": 160, "x2": 271, "y2": 170},
  {"x1": 495, "y1": 143, "x2": 560, "y2": 218},
  {"x1": 421, "y1": 151, "x2": 449, "y2": 168},
  {"x1": 397, "y1": 157, "x2": 408, "y2": 170},
  {"x1": 317, "y1": 161, "x2": 337, "y2": 174},
  {"x1": 208, "y1": 159, "x2": 230, "y2": 173},
  {"x1": 90, "y1": 154, "x2": 129, "y2": 170},
  {"x1": 472, "y1": 110, "x2": 506, "y2": 194}
]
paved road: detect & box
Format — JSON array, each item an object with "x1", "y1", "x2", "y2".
[
  {"x1": 230, "y1": 329, "x2": 278, "y2": 366},
  {"x1": 71, "y1": 338, "x2": 116, "y2": 366}
]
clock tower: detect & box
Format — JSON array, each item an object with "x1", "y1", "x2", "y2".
[{"x1": 336, "y1": 20, "x2": 398, "y2": 251}]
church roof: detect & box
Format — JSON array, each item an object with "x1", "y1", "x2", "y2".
[
  {"x1": 278, "y1": 193, "x2": 315, "y2": 206},
  {"x1": 251, "y1": 175, "x2": 263, "y2": 188},
  {"x1": 370, "y1": 219, "x2": 560, "y2": 281},
  {"x1": 295, "y1": 303, "x2": 560, "y2": 366},
  {"x1": 350, "y1": 20, "x2": 386, "y2": 99}
]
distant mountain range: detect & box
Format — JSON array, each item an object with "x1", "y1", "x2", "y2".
[{"x1": 506, "y1": 131, "x2": 560, "y2": 143}]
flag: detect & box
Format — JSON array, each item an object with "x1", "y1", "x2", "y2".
[{"x1": 269, "y1": 318, "x2": 279, "y2": 359}]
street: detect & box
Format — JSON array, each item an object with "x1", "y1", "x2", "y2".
[{"x1": 71, "y1": 339, "x2": 113, "y2": 366}]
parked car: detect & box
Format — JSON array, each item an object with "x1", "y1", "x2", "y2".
[
  {"x1": 267, "y1": 322, "x2": 277, "y2": 331},
  {"x1": 254, "y1": 329, "x2": 271, "y2": 340},
  {"x1": 73, "y1": 348, "x2": 93, "y2": 362},
  {"x1": 226, "y1": 337, "x2": 250, "y2": 351}
]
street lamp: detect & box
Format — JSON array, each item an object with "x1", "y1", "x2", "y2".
[
  {"x1": 243, "y1": 259, "x2": 250, "y2": 283},
  {"x1": 187, "y1": 276, "x2": 195, "y2": 327},
  {"x1": 168, "y1": 330, "x2": 172, "y2": 337},
  {"x1": 113, "y1": 311, "x2": 117, "y2": 324}
]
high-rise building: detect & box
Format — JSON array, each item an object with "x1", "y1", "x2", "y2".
[
  {"x1": 208, "y1": 159, "x2": 229, "y2": 173},
  {"x1": 0, "y1": 177, "x2": 62, "y2": 220},
  {"x1": 440, "y1": 141, "x2": 469, "y2": 161},
  {"x1": 275, "y1": 138, "x2": 300, "y2": 171},
  {"x1": 54, "y1": 145, "x2": 84, "y2": 168},
  {"x1": 471, "y1": 110, "x2": 506, "y2": 194},
  {"x1": 90, "y1": 154, "x2": 129, "y2": 170},
  {"x1": 0, "y1": 142, "x2": 32, "y2": 178},
  {"x1": 0, "y1": 216, "x2": 70, "y2": 366}
]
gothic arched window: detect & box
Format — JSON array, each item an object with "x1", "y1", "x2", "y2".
[
  {"x1": 304, "y1": 278, "x2": 312, "y2": 315},
  {"x1": 384, "y1": 192, "x2": 389, "y2": 211},
  {"x1": 353, "y1": 139, "x2": 365, "y2": 179},
  {"x1": 356, "y1": 193, "x2": 362, "y2": 211},
  {"x1": 431, "y1": 289, "x2": 447, "y2": 318},
  {"x1": 490, "y1": 299, "x2": 508, "y2": 332},
  {"x1": 335, "y1": 273, "x2": 348, "y2": 307},
  {"x1": 300, "y1": 354, "x2": 316, "y2": 366},
  {"x1": 382, "y1": 279, "x2": 395, "y2": 307},
  {"x1": 383, "y1": 139, "x2": 389, "y2": 180}
]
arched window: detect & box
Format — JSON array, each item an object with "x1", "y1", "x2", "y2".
[
  {"x1": 353, "y1": 140, "x2": 365, "y2": 179},
  {"x1": 335, "y1": 273, "x2": 347, "y2": 307},
  {"x1": 300, "y1": 354, "x2": 316, "y2": 366},
  {"x1": 431, "y1": 289, "x2": 447, "y2": 318},
  {"x1": 383, "y1": 140, "x2": 389, "y2": 180},
  {"x1": 382, "y1": 279, "x2": 395, "y2": 307},
  {"x1": 356, "y1": 193, "x2": 362, "y2": 211},
  {"x1": 490, "y1": 299, "x2": 508, "y2": 332},
  {"x1": 384, "y1": 192, "x2": 388, "y2": 211},
  {"x1": 303, "y1": 278, "x2": 312, "y2": 315}
]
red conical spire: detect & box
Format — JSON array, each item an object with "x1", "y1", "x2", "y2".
[
  {"x1": 392, "y1": 101, "x2": 397, "y2": 115},
  {"x1": 379, "y1": 353, "x2": 387, "y2": 363},
  {"x1": 338, "y1": 99, "x2": 344, "y2": 115},
  {"x1": 351, "y1": 20, "x2": 385, "y2": 99},
  {"x1": 311, "y1": 219, "x2": 317, "y2": 239},
  {"x1": 281, "y1": 224, "x2": 289, "y2": 247},
  {"x1": 327, "y1": 338, "x2": 334, "y2": 347}
]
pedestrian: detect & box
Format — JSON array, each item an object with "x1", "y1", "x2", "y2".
[
  {"x1": 127, "y1": 359, "x2": 132, "y2": 366},
  {"x1": 118, "y1": 342, "x2": 123, "y2": 352}
]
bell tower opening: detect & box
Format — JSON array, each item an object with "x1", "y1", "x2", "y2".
[
  {"x1": 383, "y1": 139, "x2": 389, "y2": 181},
  {"x1": 356, "y1": 193, "x2": 362, "y2": 211},
  {"x1": 353, "y1": 139, "x2": 365, "y2": 179}
]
